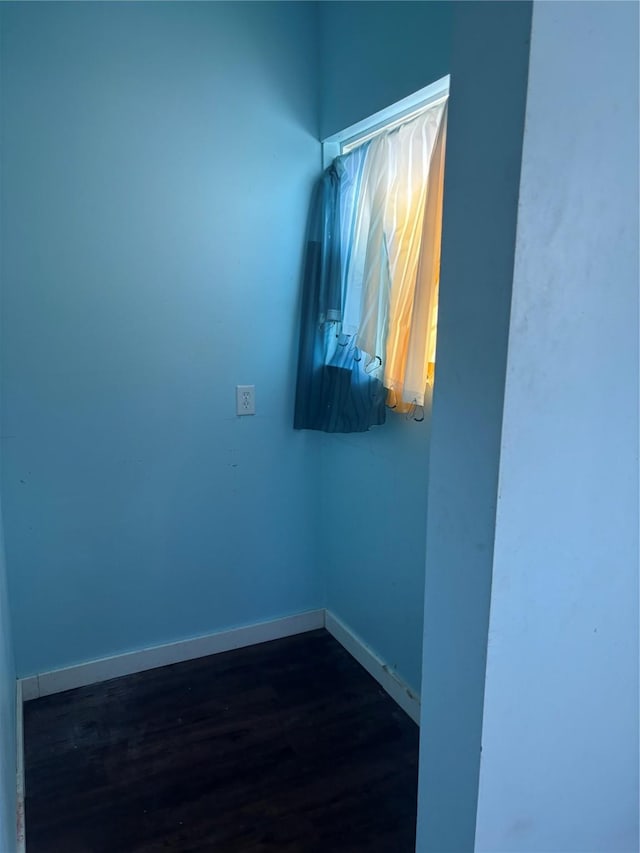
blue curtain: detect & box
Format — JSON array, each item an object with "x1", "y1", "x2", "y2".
[{"x1": 293, "y1": 153, "x2": 387, "y2": 433}]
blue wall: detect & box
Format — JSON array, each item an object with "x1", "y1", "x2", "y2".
[
  {"x1": 0, "y1": 9, "x2": 17, "y2": 844},
  {"x1": 417, "y1": 3, "x2": 532, "y2": 851},
  {"x1": 316, "y1": 416, "x2": 431, "y2": 694},
  {"x1": 0, "y1": 1, "x2": 322, "y2": 676},
  {"x1": 318, "y1": 1, "x2": 452, "y2": 694},
  {"x1": 319, "y1": 1, "x2": 452, "y2": 139},
  {"x1": 0, "y1": 498, "x2": 16, "y2": 853}
]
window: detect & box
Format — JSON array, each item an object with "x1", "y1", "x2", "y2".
[{"x1": 294, "y1": 78, "x2": 449, "y2": 433}]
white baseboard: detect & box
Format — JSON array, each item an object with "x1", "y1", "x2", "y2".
[
  {"x1": 16, "y1": 679, "x2": 25, "y2": 853},
  {"x1": 20, "y1": 609, "x2": 325, "y2": 701},
  {"x1": 325, "y1": 610, "x2": 421, "y2": 725},
  {"x1": 21, "y1": 675, "x2": 39, "y2": 702},
  {"x1": 18, "y1": 608, "x2": 420, "y2": 729}
]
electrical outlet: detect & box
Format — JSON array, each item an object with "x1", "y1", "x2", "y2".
[{"x1": 236, "y1": 385, "x2": 255, "y2": 416}]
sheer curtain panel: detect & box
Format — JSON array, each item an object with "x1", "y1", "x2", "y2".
[{"x1": 294, "y1": 99, "x2": 448, "y2": 432}]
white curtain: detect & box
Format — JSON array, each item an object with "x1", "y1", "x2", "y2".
[{"x1": 344, "y1": 100, "x2": 448, "y2": 410}]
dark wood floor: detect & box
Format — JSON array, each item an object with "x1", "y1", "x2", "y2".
[{"x1": 24, "y1": 629, "x2": 419, "y2": 853}]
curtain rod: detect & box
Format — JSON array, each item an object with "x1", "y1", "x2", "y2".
[{"x1": 341, "y1": 93, "x2": 449, "y2": 155}]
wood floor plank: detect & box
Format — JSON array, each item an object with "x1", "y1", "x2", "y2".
[{"x1": 24, "y1": 629, "x2": 419, "y2": 852}]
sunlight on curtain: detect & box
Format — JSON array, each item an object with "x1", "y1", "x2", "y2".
[
  {"x1": 293, "y1": 96, "x2": 448, "y2": 433},
  {"x1": 356, "y1": 102, "x2": 448, "y2": 412}
]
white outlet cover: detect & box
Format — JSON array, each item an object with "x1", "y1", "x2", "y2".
[{"x1": 236, "y1": 385, "x2": 255, "y2": 416}]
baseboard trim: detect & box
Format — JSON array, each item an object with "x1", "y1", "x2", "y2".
[
  {"x1": 18, "y1": 608, "x2": 421, "y2": 727},
  {"x1": 20, "y1": 609, "x2": 325, "y2": 701},
  {"x1": 325, "y1": 610, "x2": 421, "y2": 725},
  {"x1": 16, "y1": 679, "x2": 25, "y2": 853}
]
